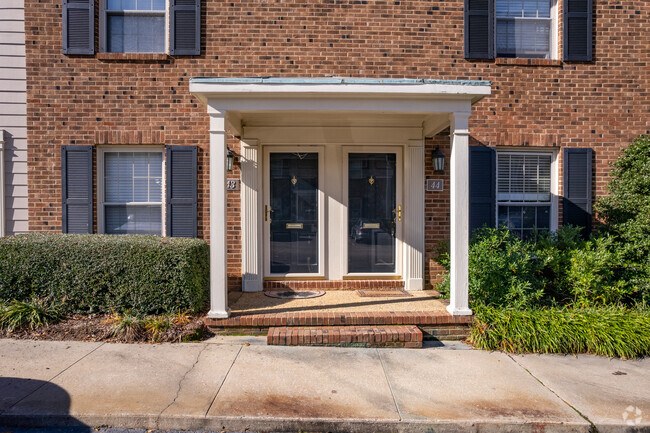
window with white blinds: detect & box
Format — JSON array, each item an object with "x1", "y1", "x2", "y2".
[
  {"x1": 496, "y1": 0, "x2": 555, "y2": 59},
  {"x1": 102, "y1": 151, "x2": 163, "y2": 235},
  {"x1": 497, "y1": 152, "x2": 553, "y2": 238}
]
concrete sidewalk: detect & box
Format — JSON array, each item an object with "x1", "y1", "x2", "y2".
[{"x1": 0, "y1": 337, "x2": 648, "y2": 433}]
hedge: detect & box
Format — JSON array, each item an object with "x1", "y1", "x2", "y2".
[{"x1": 0, "y1": 234, "x2": 209, "y2": 315}]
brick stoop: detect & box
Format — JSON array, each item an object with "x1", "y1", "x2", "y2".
[
  {"x1": 206, "y1": 311, "x2": 472, "y2": 341},
  {"x1": 267, "y1": 325, "x2": 423, "y2": 348}
]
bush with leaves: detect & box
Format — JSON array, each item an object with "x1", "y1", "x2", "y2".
[
  {"x1": 466, "y1": 228, "x2": 545, "y2": 309},
  {"x1": 595, "y1": 134, "x2": 650, "y2": 303},
  {"x1": 434, "y1": 225, "x2": 643, "y2": 309},
  {"x1": 0, "y1": 234, "x2": 209, "y2": 315}
]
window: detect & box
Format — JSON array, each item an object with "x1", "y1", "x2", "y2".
[
  {"x1": 497, "y1": 152, "x2": 553, "y2": 238},
  {"x1": 101, "y1": 150, "x2": 164, "y2": 235},
  {"x1": 496, "y1": 0, "x2": 555, "y2": 58},
  {"x1": 104, "y1": 0, "x2": 166, "y2": 53}
]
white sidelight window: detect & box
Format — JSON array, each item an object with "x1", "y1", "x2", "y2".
[
  {"x1": 497, "y1": 152, "x2": 553, "y2": 238},
  {"x1": 104, "y1": 0, "x2": 166, "y2": 53},
  {"x1": 101, "y1": 150, "x2": 164, "y2": 235},
  {"x1": 496, "y1": 0, "x2": 556, "y2": 59}
]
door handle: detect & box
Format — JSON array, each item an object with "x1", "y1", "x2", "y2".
[{"x1": 265, "y1": 205, "x2": 274, "y2": 222}]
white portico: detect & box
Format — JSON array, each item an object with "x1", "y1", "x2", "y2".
[{"x1": 189, "y1": 77, "x2": 491, "y2": 319}]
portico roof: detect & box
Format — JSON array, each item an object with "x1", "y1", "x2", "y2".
[{"x1": 189, "y1": 76, "x2": 491, "y2": 137}]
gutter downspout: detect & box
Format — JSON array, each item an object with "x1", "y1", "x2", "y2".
[{"x1": 0, "y1": 130, "x2": 5, "y2": 237}]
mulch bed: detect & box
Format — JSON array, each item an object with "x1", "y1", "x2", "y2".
[{"x1": 0, "y1": 314, "x2": 212, "y2": 344}]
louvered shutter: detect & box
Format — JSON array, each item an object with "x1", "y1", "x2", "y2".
[
  {"x1": 166, "y1": 146, "x2": 197, "y2": 237},
  {"x1": 464, "y1": 0, "x2": 494, "y2": 59},
  {"x1": 170, "y1": 0, "x2": 201, "y2": 55},
  {"x1": 62, "y1": 146, "x2": 93, "y2": 234},
  {"x1": 564, "y1": 0, "x2": 592, "y2": 61},
  {"x1": 62, "y1": 0, "x2": 94, "y2": 55},
  {"x1": 563, "y1": 148, "x2": 593, "y2": 238},
  {"x1": 469, "y1": 146, "x2": 496, "y2": 236}
]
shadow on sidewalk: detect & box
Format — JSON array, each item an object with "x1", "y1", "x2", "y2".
[{"x1": 0, "y1": 377, "x2": 89, "y2": 430}]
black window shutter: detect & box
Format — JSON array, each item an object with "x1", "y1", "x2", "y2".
[
  {"x1": 469, "y1": 146, "x2": 496, "y2": 237},
  {"x1": 170, "y1": 0, "x2": 201, "y2": 55},
  {"x1": 62, "y1": 0, "x2": 94, "y2": 55},
  {"x1": 61, "y1": 146, "x2": 93, "y2": 234},
  {"x1": 564, "y1": 0, "x2": 593, "y2": 61},
  {"x1": 166, "y1": 145, "x2": 198, "y2": 237},
  {"x1": 464, "y1": 0, "x2": 494, "y2": 59},
  {"x1": 563, "y1": 148, "x2": 593, "y2": 238}
]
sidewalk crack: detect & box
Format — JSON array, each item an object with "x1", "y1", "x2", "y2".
[
  {"x1": 204, "y1": 344, "x2": 243, "y2": 417},
  {"x1": 506, "y1": 354, "x2": 599, "y2": 433},
  {"x1": 157, "y1": 343, "x2": 208, "y2": 422},
  {"x1": 377, "y1": 348, "x2": 403, "y2": 422}
]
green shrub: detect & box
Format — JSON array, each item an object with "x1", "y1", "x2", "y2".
[
  {"x1": 0, "y1": 299, "x2": 62, "y2": 331},
  {"x1": 470, "y1": 306, "x2": 650, "y2": 358},
  {"x1": 595, "y1": 134, "x2": 650, "y2": 302},
  {"x1": 433, "y1": 226, "x2": 645, "y2": 309},
  {"x1": 566, "y1": 235, "x2": 639, "y2": 307},
  {"x1": 0, "y1": 234, "x2": 209, "y2": 315},
  {"x1": 467, "y1": 228, "x2": 545, "y2": 309}
]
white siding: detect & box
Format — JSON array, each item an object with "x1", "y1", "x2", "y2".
[{"x1": 1, "y1": 0, "x2": 28, "y2": 234}]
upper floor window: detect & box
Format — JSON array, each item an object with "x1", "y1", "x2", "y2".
[
  {"x1": 496, "y1": 0, "x2": 555, "y2": 59},
  {"x1": 105, "y1": 0, "x2": 166, "y2": 53},
  {"x1": 464, "y1": 0, "x2": 591, "y2": 61}
]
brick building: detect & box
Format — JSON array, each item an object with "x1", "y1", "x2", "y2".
[{"x1": 23, "y1": 0, "x2": 649, "y2": 318}]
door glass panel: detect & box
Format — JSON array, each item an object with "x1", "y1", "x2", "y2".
[
  {"x1": 269, "y1": 153, "x2": 319, "y2": 274},
  {"x1": 348, "y1": 153, "x2": 397, "y2": 273}
]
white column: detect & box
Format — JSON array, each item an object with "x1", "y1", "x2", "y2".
[
  {"x1": 404, "y1": 139, "x2": 425, "y2": 290},
  {"x1": 207, "y1": 109, "x2": 230, "y2": 318},
  {"x1": 447, "y1": 112, "x2": 472, "y2": 316},
  {"x1": 241, "y1": 138, "x2": 263, "y2": 292}
]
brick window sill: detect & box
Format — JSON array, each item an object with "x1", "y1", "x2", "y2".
[
  {"x1": 495, "y1": 58, "x2": 563, "y2": 67},
  {"x1": 96, "y1": 53, "x2": 170, "y2": 62}
]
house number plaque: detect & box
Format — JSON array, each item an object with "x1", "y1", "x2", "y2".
[
  {"x1": 226, "y1": 179, "x2": 240, "y2": 191},
  {"x1": 426, "y1": 179, "x2": 444, "y2": 192}
]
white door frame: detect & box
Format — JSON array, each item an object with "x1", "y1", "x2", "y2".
[
  {"x1": 342, "y1": 146, "x2": 404, "y2": 279},
  {"x1": 262, "y1": 145, "x2": 326, "y2": 279}
]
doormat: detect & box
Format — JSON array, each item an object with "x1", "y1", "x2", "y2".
[
  {"x1": 356, "y1": 289, "x2": 411, "y2": 297},
  {"x1": 264, "y1": 290, "x2": 326, "y2": 299}
]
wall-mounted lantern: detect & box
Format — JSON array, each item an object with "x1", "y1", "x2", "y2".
[
  {"x1": 226, "y1": 147, "x2": 234, "y2": 172},
  {"x1": 432, "y1": 146, "x2": 445, "y2": 173}
]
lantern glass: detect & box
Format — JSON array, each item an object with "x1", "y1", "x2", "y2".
[
  {"x1": 226, "y1": 148, "x2": 234, "y2": 172},
  {"x1": 432, "y1": 147, "x2": 445, "y2": 172}
]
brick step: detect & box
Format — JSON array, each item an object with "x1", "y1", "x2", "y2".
[
  {"x1": 267, "y1": 325, "x2": 423, "y2": 348},
  {"x1": 206, "y1": 311, "x2": 471, "y2": 328}
]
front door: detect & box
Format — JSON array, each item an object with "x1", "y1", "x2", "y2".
[
  {"x1": 265, "y1": 151, "x2": 321, "y2": 276},
  {"x1": 347, "y1": 152, "x2": 400, "y2": 274}
]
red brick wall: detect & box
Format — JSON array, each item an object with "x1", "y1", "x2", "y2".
[{"x1": 25, "y1": 0, "x2": 649, "y2": 290}]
